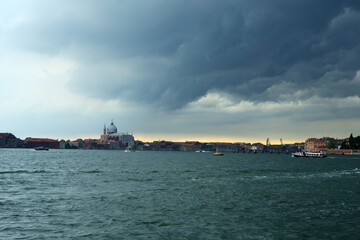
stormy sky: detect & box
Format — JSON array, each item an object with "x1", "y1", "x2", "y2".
[{"x1": 1, "y1": 0, "x2": 360, "y2": 143}]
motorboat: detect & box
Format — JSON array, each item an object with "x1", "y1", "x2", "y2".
[
  {"x1": 292, "y1": 152, "x2": 326, "y2": 158},
  {"x1": 35, "y1": 146, "x2": 49, "y2": 151}
]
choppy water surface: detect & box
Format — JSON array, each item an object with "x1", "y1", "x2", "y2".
[{"x1": 0, "y1": 149, "x2": 359, "y2": 239}]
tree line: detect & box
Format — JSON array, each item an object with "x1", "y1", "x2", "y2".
[{"x1": 340, "y1": 133, "x2": 360, "y2": 149}]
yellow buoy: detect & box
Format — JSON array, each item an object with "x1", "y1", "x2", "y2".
[{"x1": 213, "y1": 147, "x2": 224, "y2": 156}]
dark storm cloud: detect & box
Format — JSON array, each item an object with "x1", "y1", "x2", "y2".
[{"x1": 8, "y1": 0, "x2": 360, "y2": 108}]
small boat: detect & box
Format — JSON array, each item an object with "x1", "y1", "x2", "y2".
[
  {"x1": 292, "y1": 152, "x2": 326, "y2": 158},
  {"x1": 213, "y1": 147, "x2": 224, "y2": 156},
  {"x1": 35, "y1": 146, "x2": 49, "y2": 151},
  {"x1": 195, "y1": 150, "x2": 208, "y2": 152}
]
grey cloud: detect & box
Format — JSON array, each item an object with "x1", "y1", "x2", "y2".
[{"x1": 6, "y1": 0, "x2": 360, "y2": 109}]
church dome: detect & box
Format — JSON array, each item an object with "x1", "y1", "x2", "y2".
[{"x1": 107, "y1": 121, "x2": 117, "y2": 134}]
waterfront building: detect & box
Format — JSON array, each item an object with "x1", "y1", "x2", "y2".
[
  {"x1": 305, "y1": 138, "x2": 326, "y2": 152},
  {"x1": 211, "y1": 142, "x2": 238, "y2": 152},
  {"x1": 100, "y1": 120, "x2": 135, "y2": 148},
  {"x1": 142, "y1": 141, "x2": 179, "y2": 151},
  {"x1": 24, "y1": 138, "x2": 60, "y2": 149},
  {"x1": 0, "y1": 133, "x2": 23, "y2": 148},
  {"x1": 82, "y1": 139, "x2": 99, "y2": 149},
  {"x1": 322, "y1": 137, "x2": 344, "y2": 149},
  {"x1": 156, "y1": 141, "x2": 179, "y2": 151},
  {"x1": 179, "y1": 141, "x2": 201, "y2": 151},
  {"x1": 59, "y1": 140, "x2": 66, "y2": 149}
]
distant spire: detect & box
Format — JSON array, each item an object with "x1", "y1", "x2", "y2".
[{"x1": 103, "y1": 124, "x2": 106, "y2": 135}]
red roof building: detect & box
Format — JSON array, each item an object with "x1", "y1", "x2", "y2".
[{"x1": 24, "y1": 138, "x2": 60, "y2": 149}]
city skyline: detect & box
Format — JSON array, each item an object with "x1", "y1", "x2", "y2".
[
  {"x1": 2, "y1": 126, "x2": 354, "y2": 146},
  {"x1": 1, "y1": 1, "x2": 360, "y2": 142}
]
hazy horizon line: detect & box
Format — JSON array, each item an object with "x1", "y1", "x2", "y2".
[{"x1": 8, "y1": 132, "x2": 351, "y2": 145}]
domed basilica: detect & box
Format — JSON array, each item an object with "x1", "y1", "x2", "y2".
[
  {"x1": 100, "y1": 120, "x2": 135, "y2": 149},
  {"x1": 106, "y1": 121, "x2": 118, "y2": 134}
]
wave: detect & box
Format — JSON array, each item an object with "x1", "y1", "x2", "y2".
[
  {"x1": 79, "y1": 170, "x2": 102, "y2": 174},
  {"x1": 249, "y1": 168, "x2": 360, "y2": 181},
  {"x1": 0, "y1": 170, "x2": 47, "y2": 174},
  {"x1": 300, "y1": 168, "x2": 360, "y2": 179}
]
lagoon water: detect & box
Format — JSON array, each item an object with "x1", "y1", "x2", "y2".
[{"x1": 0, "y1": 149, "x2": 359, "y2": 239}]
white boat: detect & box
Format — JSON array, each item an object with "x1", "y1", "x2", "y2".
[
  {"x1": 195, "y1": 150, "x2": 209, "y2": 152},
  {"x1": 292, "y1": 152, "x2": 326, "y2": 158}
]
